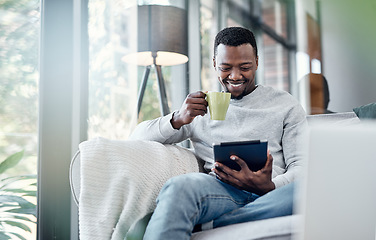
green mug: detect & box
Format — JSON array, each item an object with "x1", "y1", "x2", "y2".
[{"x1": 206, "y1": 91, "x2": 231, "y2": 120}]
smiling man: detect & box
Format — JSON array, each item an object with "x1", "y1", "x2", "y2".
[{"x1": 130, "y1": 27, "x2": 307, "y2": 239}]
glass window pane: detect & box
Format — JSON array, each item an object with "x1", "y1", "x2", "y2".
[
  {"x1": 263, "y1": 33, "x2": 290, "y2": 91},
  {"x1": 262, "y1": 0, "x2": 288, "y2": 39},
  {"x1": 230, "y1": 0, "x2": 252, "y2": 13},
  {"x1": 227, "y1": 0, "x2": 253, "y2": 29},
  {"x1": 88, "y1": 0, "x2": 188, "y2": 139},
  {"x1": 200, "y1": 0, "x2": 219, "y2": 91},
  {"x1": 0, "y1": 0, "x2": 39, "y2": 239},
  {"x1": 87, "y1": 0, "x2": 139, "y2": 139}
]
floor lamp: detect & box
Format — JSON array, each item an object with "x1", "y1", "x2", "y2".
[{"x1": 122, "y1": 4, "x2": 188, "y2": 117}]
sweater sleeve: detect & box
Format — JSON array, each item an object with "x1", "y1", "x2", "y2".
[
  {"x1": 129, "y1": 111, "x2": 191, "y2": 144},
  {"x1": 272, "y1": 104, "x2": 308, "y2": 188}
]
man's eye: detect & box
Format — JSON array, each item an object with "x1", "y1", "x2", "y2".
[
  {"x1": 220, "y1": 67, "x2": 230, "y2": 71},
  {"x1": 240, "y1": 67, "x2": 252, "y2": 71}
]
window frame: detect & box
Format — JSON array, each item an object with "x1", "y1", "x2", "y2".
[{"x1": 38, "y1": 0, "x2": 88, "y2": 239}]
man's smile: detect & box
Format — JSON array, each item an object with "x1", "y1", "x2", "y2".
[
  {"x1": 227, "y1": 81, "x2": 245, "y2": 88},
  {"x1": 223, "y1": 78, "x2": 248, "y2": 92}
]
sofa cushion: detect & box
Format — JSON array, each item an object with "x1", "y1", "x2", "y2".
[
  {"x1": 353, "y1": 102, "x2": 376, "y2": 119},
  {"x1": 191, "y1": 215, "x2": 301, "y2": 240}
]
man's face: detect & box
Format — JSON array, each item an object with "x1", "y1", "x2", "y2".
[{"x1": 213, "y1": 44, "x2": 258, "y2": 99}]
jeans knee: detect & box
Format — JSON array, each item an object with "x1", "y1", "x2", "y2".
[{"x1": 158, "y1": 173, "x2": 211, "y2": 201}]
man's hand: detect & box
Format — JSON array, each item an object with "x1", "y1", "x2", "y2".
[
  {"x1": 212, "y1": 151, "x2": 275, "y2": 195},
  {"x1": 171, "y1": 91, "x2": 208, "y2": 129}
]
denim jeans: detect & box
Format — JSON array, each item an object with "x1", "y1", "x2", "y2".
[{"x1": 143, "y1": 172, "x2": 295, "y2": 240}]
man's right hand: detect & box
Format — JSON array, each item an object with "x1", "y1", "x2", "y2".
[{"x1": 171, "y1": 91, "x2": 208, "y2": 129}]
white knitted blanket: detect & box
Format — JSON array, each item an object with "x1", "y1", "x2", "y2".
[{"x1": 79, "y1": 137, "x2": 199, "y2": 240}]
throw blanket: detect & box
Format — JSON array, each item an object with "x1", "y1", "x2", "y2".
[{"x1": 79, "y1": 137, "x2": 199, "y2": 240}]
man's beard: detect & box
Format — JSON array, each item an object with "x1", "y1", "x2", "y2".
[
  {"x1": 228, "y1": 89, "x2": 248, "y2": 100},
  {"x1": 222, "y1": 77, "x2": 250, "y2": 100}
]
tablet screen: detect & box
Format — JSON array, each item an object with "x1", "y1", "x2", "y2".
[{"x1": 213, "y1": 140, "x2": 268, "y2": 171}]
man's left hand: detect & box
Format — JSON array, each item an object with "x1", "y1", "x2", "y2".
[{"x1": 212, "y1": 151, "x2": 275, "y2": 195}]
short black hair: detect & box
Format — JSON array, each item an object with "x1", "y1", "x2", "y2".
[{"x1": 214, "y1": 27, "x2": 258, "y2": 58}]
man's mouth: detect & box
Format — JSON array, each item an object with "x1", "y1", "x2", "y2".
[
  {"x1": 225, "y1": 80, "x2": 247, "y2": 90},
  {"x1": 228, "y1": 82, "x2": 244, "y2": 88}
]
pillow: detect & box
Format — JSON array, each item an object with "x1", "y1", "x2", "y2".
[{"x1": 353, "y1": 102, "x2": 376, "y2": 119}]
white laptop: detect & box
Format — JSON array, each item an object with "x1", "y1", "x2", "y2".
[{"x1": 295, "y1": 121, "x2": 376, "y2": 240}]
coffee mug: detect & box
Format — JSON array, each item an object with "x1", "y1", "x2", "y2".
[{"x1": 206, "y1": 91, "x2": 231, "y2": 120}]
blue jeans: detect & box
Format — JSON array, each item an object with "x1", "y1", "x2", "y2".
[{"x1": 143, "y1": 172, "x2": 295, "y2": 240}]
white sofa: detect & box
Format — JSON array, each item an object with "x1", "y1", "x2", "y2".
[{"x1": 70, "y1": 111, "x2": 360, "y2": 240}]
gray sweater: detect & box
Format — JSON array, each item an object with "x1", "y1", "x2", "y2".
[{"x1": 130, "y1": 85, "x2": 307, "y2": 188}]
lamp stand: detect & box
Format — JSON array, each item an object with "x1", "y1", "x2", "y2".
[{"x1": 137, "y1": 53, "x2": 170, "y2": 117}]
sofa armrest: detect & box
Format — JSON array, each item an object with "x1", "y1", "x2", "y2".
[
  {"x1": 69, "y1": 150, "x2": 81, "y2": 206},
  {"x1": 306, "y1": 111, "x2": 359, "y2": 126}
]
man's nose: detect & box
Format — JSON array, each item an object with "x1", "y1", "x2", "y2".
[{"x1": 229, "y1": 68, "x2": 241, "y2": 80}]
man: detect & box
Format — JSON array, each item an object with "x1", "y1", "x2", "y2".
[{"x1": 130, "y1": 27, "x2": 307, "y2": 239}]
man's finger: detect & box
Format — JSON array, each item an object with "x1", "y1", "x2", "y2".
[
  {"x1": 188, "y1": 91, "x2": 207, "y2": 99},
  {"x1": 230, "y1": 155, "x2": 248, "y2": 170},
  {"x1": 187, "y1": 97, "x2": 207, "y2": 105},
  {"x1": 213, "y1": 166, "x2": 242, "y2": 187},
  {"x1": 214, "y1": 162, "x2": 232, "y2": 174},
  {"x1": 190, "y1": 103, "x2": 208, "y2": 111},
  {"x1": 261, "y1": 150, "x2": 273, "y2": 171}
]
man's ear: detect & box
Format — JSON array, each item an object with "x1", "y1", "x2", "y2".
[
  {"x1": 213, "y1": 56, "x2": 216, "y2": 69},
  {"x1": 255, "y1": 56, "x2": 259, "y2": 70}
]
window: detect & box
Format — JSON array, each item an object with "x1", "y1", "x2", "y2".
[
  {"x1": 87, "y1": 0, "x2": 139, "y2": 139},
  {"x1": 261, "y1": 0, "x2": 291, "y2": 91},
  {"x1": 262, "y1": 0, "x2": 288, "y2": 39},
  {"x1": 0, "y1": 1, "x2": 40, "y2": 239},
  {"x1": 200, "y1": 0, "x2": 219, "y2": 91},
  {"x1": 87, "y1": 0, "x2": 188, "y2": 139},
  {"x1": 262, "y1": 34, "x2": 290, "y2": 91}
]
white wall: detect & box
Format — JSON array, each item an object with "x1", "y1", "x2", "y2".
[{"x1": 320, "y1": 0, "x2": 376, "y2": 112}]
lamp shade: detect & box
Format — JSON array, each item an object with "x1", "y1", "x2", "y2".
[{"x1": 122, "y1": 5, "x2": 188, "y2": 66}]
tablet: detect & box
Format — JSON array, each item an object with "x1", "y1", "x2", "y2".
[{"x1": 213, "y1": 140, "x2": 268, "y2": 171}]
